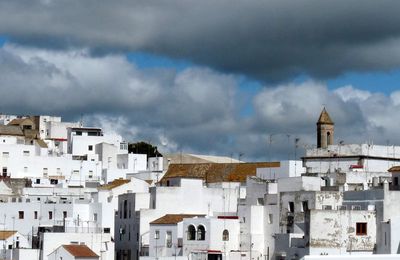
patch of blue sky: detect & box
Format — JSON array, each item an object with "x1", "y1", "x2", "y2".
[
  {"x1": 327, "y1": 70, "x2": 400, "y2": 95},
  {"x1": 126, "y1": 52, "x2": 192, "y2": 71},
  {"x1": 237, "y1": 76, "x2": 263, "y2": 117},
  {"x1": 0, "y1": 35, "x2": 8, "y2": 47}
]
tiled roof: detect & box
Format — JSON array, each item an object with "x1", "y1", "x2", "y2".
[
  {"x1": 317, "y1": 107, "x2": 334, "y2": 125},
  {"x1": 150, "y1": 214, "x2": 205, "y2": 225},
  {"x1": 0, "y1": 125, "x2": 24, "y2": 136},
  {"x1": 63, "y1": 244, "x2": 98, "y2": 258},
  {"x1": 164, "y1": 153, "x2": 242, "y2": 164},
  {"x1": 48, "y1": 175, "x2": 66, "y2": 180},
  {"x1": 98, "y1": 179, "x2": 130, "y2": 190},
  {"x1": 0, "y1": 231, "x2": 16, "y2": 240},
  {"x1": 161, "y1": 162, "x2": 279, "y2": 184},
  {"x1": 8, "y1": 118, "x2": 25, "y2": 125},
  {"x1": 36, "y1": 139, "x2": 48, "y2": 148},
  {"x1": 388, "y1": 166, "x2": 400, "y2": 172}
]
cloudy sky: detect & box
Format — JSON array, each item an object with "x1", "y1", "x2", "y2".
[{"x1": 1, "y1": 0, "x2": 400, "y2": 161}]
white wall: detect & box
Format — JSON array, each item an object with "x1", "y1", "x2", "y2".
[
  {"x1": 278, "y1": 177, "x2": 322, "y2": 193},
  {"x1": 257, "y1": 160, "x2": 305, "y2": 180},
  {"x1": 41, "y1": 232, "x2": 113, "y2": 260}
]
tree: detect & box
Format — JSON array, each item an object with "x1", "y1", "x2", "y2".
[{"x1": 128, "y1": 141, "x2": 162, "y2": 157}]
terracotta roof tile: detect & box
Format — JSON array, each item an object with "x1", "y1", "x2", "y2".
[
  {"x1": 63, "y1": 244, "x2": 98, "y2": 257},
  {"x1": 388, "y1": 166, "x2": 400, "y2": 172},
  {"x1": 0, "y1": 231, "x2": 16, "y2": 240},
  {"x1": 0, "y1": 125, "x2": 24, "y2": 136},
  {"x1": 150, "y1": 214, "x2": 205, "y2": 225},
  {"x1": 36, "y1": 139, "x2": 48, "y2": 148},
  {"x1": 161, "y1": 162, "x2": 279, "y2": 184},
  {"x1": 98, "y1": 179, "x2": 130, "y2": 190}
]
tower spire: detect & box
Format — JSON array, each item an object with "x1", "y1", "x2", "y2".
[
  {"x1": 317, "y1": 107, "x2": 334, "y2": 125},
  {"x1": 317, "y1": 107, "x2": 334, "y2": 148}
]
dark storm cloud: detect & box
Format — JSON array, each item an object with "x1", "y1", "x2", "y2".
[{"x1": 1, "y1": 1, "x2": 400, "y2": 81}]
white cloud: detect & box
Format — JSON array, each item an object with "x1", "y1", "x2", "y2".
[
  {"x1": 334, "y1": 85, "x2": 372, "y2": 102},
  {"x1": 1, "y1": 43, "x2": 400, "y2": 161}
]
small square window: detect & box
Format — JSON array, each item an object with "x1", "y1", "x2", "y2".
[
  {"x1": 88, "y1": 145, "x2": 93, "y2": 151},
  {"x1": 23, "y1": 151, "x2": 30, "y2": 156},
  {"x1": 18, "y1": 211, "x2": 24, "y2": 219},
  {"x1": 356, "y1": 222, "x2": 367, "y2": 235}
]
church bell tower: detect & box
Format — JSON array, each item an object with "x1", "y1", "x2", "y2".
[{"x1": 317, "y1": 107, "x2": 334, "y2": 148}]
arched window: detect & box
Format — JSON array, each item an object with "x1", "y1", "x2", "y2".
[
  {"x1": 187, "y1": 225, "x2": 196, "y2": 240},
  {"x1": 327, "y1": 132, "x2": 331, "y2": 145},
  {"x1": 222, "y1": 230, "x2": 229, "y2": 241},
  {"x1": 197, "y1": 225, "x2": 206, "y2": 240}
]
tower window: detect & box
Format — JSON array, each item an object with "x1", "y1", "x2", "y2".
[{"x1": 327, "y1": 132, "x2": 331, "y2": 145}]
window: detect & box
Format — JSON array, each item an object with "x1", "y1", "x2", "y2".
[
  {"x1": 24, "y1": 167, "x2": 28, "y2": 172},
  {"x1": 123, "y1": 200, "x2": 128, "y2": 219},
  {"x1": 75, "y1": 131, "x2": 82, "y2": 136},
  {"x1": 18, "y1": 211, "x2": 24, "y2": 219},
  {"x1": 395, "y1": 177, "x2": 399, "y2": 186},
  {"x1": 2, "y1": 152, "x2": 9, "y2": 158},
  {"x1": 23, "y1": 151, "x2": 30, "y2": 156},
  {"x1": 50, "y1": 179, "x2": 58, "y2": 185},
  {"x1": 88, "y1": 145, "x2": 93, "y2": 151},
  {"x1": 57, "y1": 168, "x2": 61, "y2": 174},
  {"x1": 222, "y1": 229, "x2": 229, "y2": 241},
  {"x1": 166, "y1": 231, "x2": 172, "y2": 248},
  {"x1": 322, "y1": 205, "x2": 333, "y2": 210},
  {"x1": 356, "y1": 222, "x2": 367, "y2": 235},
  {"x1": 327, "y1": 132, "x2": 331, "y2": 145},
  {"x1": 35, "y1": 179, "x2": 40, "y2": 184},
  {"x1": 187, "y1": 225, "x2": 196, "y2": 240},
  {"x1": 2, "y1": 167, "x2": 7, "y2": 177},
  {"x1": 93, "y1": 213, "x2": 97, "y2": 221},
  {"x1": 288, "y1": 202, "x2": 295, "y2": 213},
  {"x1": 197, "y1": 225, "x2": 206, "y2": 240},
  {"x1": 63, "y1": 211, "x2": 67, "y2": 219},
  {"x1": 155, "y1": 230, "x2": 160, "y2": 239},
  {"x1": 302, "y1": 201, "x2": 309, "y2": 212},
  {"x1": 268, "y1": 214, "x2": 273, "y2": 224},
  {"x1": 48, "y1": 211, "x2": 53, "y2": 220},
  {"x1": 34, "y1": 211, "x2": 38, "y2": 219}
]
